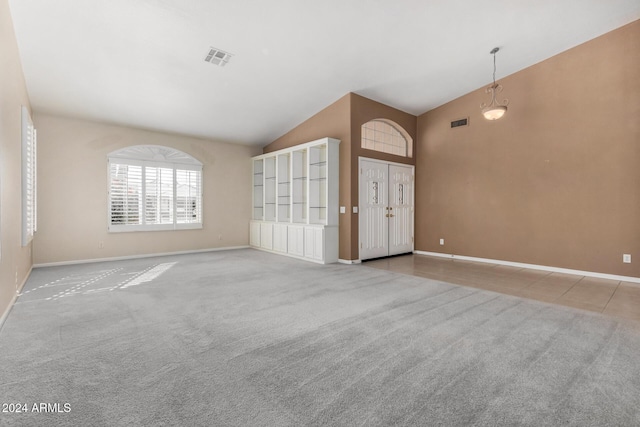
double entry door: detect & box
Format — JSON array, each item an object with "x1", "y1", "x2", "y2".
[{"x1": 359, "y1": 158, "x2": 414, "y2": 260}]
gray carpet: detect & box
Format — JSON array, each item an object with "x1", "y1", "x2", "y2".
[{"x1": 1, "y1": 249, "x2": 639, "y2": 426}]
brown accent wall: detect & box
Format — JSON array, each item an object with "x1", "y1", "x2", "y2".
[
  {"x1": 264, "y1": 93, "x2": 417, "y2": 261},
  {"x1": 264, "y1": 94, "x2": 352, "y2": 259},
  {"x1": 350, "y1": 94, "x2": 417, "y2": 259},
  {"x1": 416, "y1": 20, "x2": 640, "y2": 277},
  {"x1": 263, "y1": 94, "x2": 351, "y2": 154}
]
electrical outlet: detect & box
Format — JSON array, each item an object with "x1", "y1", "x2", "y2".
[
  {"x1": 439, "y1": 238, "x2": 444, "y2": 245},
  {"x1": 340, "y1": 206, "x2": 346, "y2": 214},
  {"x1": 623, "y1": 254, "x2": 631, "y2": 263}
]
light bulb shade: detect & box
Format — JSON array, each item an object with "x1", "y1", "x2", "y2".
[{"x1": 482, "y1": 105, "x2": 507, "y2": 120}]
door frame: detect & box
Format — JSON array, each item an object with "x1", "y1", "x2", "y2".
[{"x1": 358, "y1": 156, "x2": 415, "y2": 261}]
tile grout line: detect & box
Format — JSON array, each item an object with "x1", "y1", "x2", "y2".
[
  {"x1": 374, "y1": 256, "x2": 639, "y2": 322},
  {"x1": 601, "y1": 280, "x2": 622, "y2": 313},
  {"x1": 555, "y1": 275, "x2": 586, "y2": 300},
  {"x1": 520, "y1": 269, "x2": 554, "y2": 291}
]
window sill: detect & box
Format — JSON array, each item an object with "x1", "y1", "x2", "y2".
[{"x1": 108, "y1": 223, "x2": 203, "y2": 233}]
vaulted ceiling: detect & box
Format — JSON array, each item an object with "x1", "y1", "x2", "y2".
[{"x1": 8, "y1": 0, "x2": 640, "y2": 145}]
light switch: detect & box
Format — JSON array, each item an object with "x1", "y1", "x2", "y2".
[
  {"x1": 353, "y1": 207, "x2": 358, "y2": 214},
  {"x1": 340, "y1": 206, "x2": 346, "y2": 214}
]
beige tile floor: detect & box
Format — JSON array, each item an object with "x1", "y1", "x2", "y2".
[{"x1": 364, "y1": 254, "x2": 640, "y2": 323}]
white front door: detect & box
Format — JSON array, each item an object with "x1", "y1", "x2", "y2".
[
  {"x1": 359, "y1": 160, "x2": 388, "y2": 260},
  {"x1": 389, "y1": 164, "x2": 414, "y2": 256},
  {"x1": 359, "y1": 158, "x2": 414, "y2": 261}
]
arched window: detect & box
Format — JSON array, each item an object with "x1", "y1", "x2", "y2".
[
  {"x1": 108, "y1": 145, "x2": 203, "y2": 232},
  {"x1": 361, "y1": 119, "x2": 413, "y2": 157}
]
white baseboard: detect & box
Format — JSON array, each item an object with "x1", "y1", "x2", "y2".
[
  {"x1": 339, "y1": 259, "x2": 362, "y2": 265},
  {"x1": 413, "y1": 250, "x2": 640, "y2": 284},
  {"x1": 0, "y1": 294, "x2": 19, "y2": 333},
  {"x1": 0, "y1": 266, "x2": 33, "y2": 332},
  {"x1": 250, "y1": 247, "x2": 332, "y2": 265},
  {"x1": 33, "y1": 246, "x2": 250, "y2": 268}
]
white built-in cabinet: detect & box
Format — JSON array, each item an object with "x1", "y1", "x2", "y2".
[{"x1": 250, "y1": 137, "x2": 339, "y2": 264}]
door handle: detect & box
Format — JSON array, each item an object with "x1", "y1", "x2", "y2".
[{"x1": 386, "y1": 213, "x2": 395, "y2": 218}]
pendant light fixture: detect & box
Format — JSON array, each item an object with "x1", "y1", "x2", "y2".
[{"x1": 481, "y1": 47, "x2": 509, "y2": 120}]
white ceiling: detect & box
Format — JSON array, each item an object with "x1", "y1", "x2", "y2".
[{"x1": 8, "y1": 0, "x2": 640, "y2": 146}]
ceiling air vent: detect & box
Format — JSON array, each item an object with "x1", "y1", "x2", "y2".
[
  {"x1": 204, "y1": 47, "x2": 233, "y2": 67},
  {"x1": 451, "y1": 117, "x2": 469, "y2": 129}
]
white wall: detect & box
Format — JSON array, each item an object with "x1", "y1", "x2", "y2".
[{"x1": 33, "y1": 113, "x2": 258, "y2": 264}]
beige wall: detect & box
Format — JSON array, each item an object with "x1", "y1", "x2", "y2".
[
  {"x1": 0, "y1": 0, "x2": 33, "y2": 320},
  {"x1": 33, "y1": 113, "x2": 257, "y2": 264},
  {"x1": 416, "y1": 20, "x2": 640, "y2": 277}
]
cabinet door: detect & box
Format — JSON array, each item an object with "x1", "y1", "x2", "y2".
[
  {"x1": 304, "y1": 227, "x2": 324, "y2": 260},
  {"x1": 277, "y1": 154, "x2": 291, "y2": 222},
  {"x1": 273, "y1": 224, "x2": 288, "y2": 253},
  {"x1": 264, "y1": 157, "x2": 276, "y2": 221},
  {"x1": 250, "y1": 222, "x2": 261, "y2": 247},
  {"x1": 291, "y1": 149, "x2": 307, "y2": 224},
  {"x1": 312, "y1": 228, "x2": 324, "y2": 260},
  {"x1": 252, "y1": 160, "x2": 264, "y2": 220},
  {"x1": 308, "y1": 144, "x2": 327, "y2": 224},
  {"x1": 260, "y1": 223, "x2": 273, "y2": 250},
  {"x1": 287, "y1": 226, "x2": 304, "y2": 257}
]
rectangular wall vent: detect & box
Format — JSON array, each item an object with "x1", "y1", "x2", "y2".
[
  {"x1": 450, "y1": 117, "x2": 469, "y2": 128},
  {"x1": 204, "y1": 47, "x2": 233, "y2": 67}
]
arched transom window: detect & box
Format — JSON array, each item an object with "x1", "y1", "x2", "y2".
[
  {"x1": 108, "y1": 145, "x2": 203, "y2": 232},
  {"x1": 361, "y1": 119, "x2": 413, "y2": 157}
]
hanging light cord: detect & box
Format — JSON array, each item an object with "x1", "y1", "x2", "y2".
[
  {"x1": 492, "y1": 52, "x2": 497, "y2": 86},
  {"x1": 485, "y1": 51, "x2": 498, "y2": 105}
]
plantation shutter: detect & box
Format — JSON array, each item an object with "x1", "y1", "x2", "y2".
[
  {"x1": 22, "y1": 106, "x2": 37, "y2": 246},
  {"x1": 176, "y1": 169, "x2": 202, "y2": 224},
  {"x1": 145, "y1": 167, "x2": 174, "y2": 225},
  {"x1": 107, "y1": 145, "x2": 203, "y2": 232},
  {"x1": 109, "y1": 163, "x2": 143, "y2": 225}
]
